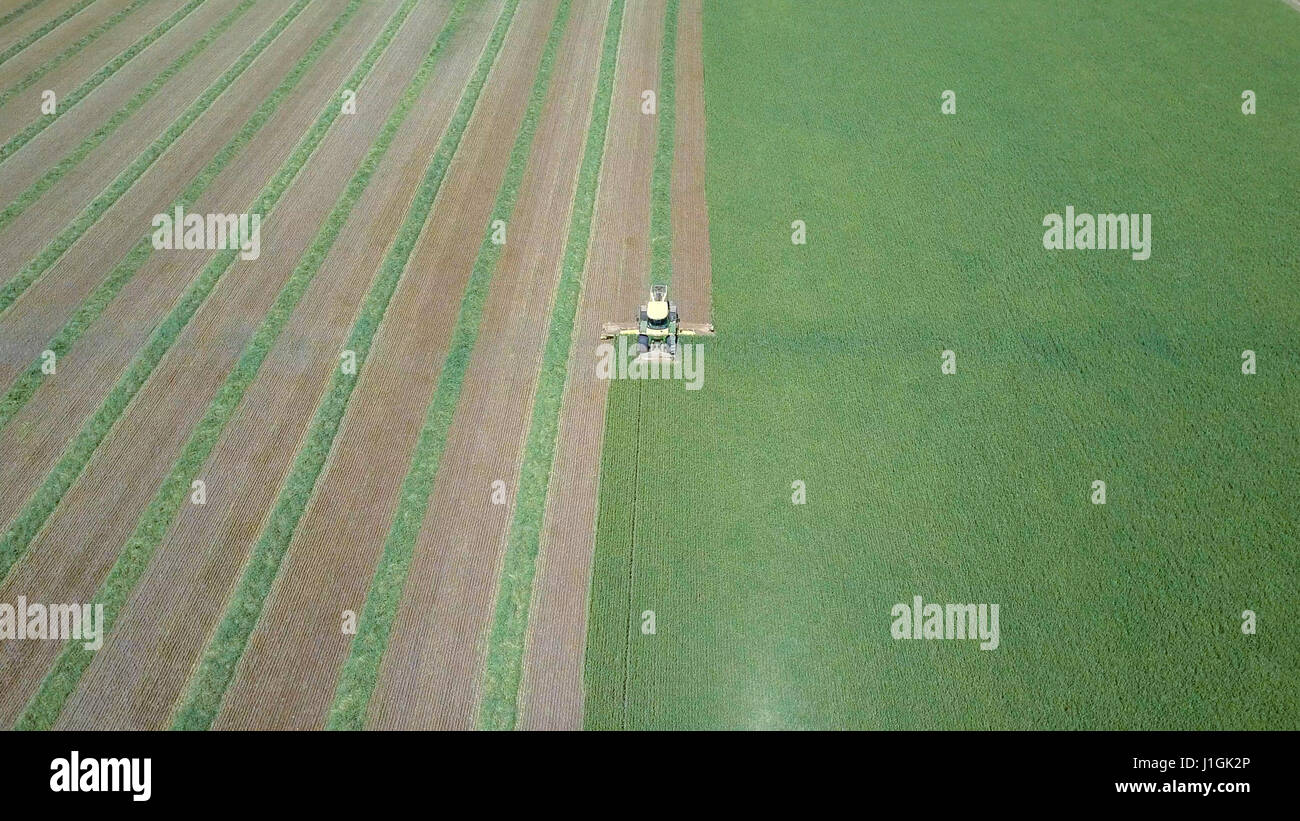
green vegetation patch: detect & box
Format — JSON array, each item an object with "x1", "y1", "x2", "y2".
[{"x1": 585, "y1": 0, "x2": 1300, "y2": 730}]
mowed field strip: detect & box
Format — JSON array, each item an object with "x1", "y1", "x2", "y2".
[
  {"x1": 0, "y1": 0, "x2": 366, "y2": 585},
  {"x1": 173, "y1": 0, "x2": 522, "y2": 731},
  {"x1": 52, "y1": 0, "x2": 488, "y2": 732},
  {"x1": 0, "y1": 0, "x2": 292, "y2": 388},
  {"x1": 0, "y1": 0, "x2": 713, "y2": 730},
  {"x1": 52, "y1": 0, "x2": 481, "y2": 731},
  {"x1": 0, "y1": 0, "x2": 96, "y2": 64},
  {"x1": 214, "y1": 0, "x2": 553, "y2": 731},
  {"x1": 15, "y1": 0, "x2": 422, "y2": 731},
  {"x1": 0, "y1": 0, "x2": 178, "y2": 109},
  {"x1": 0, "y1": 0, "x2": 303, "y2": 291},
  {"x1": 0, "y1": 0, "x2": 218, "y2": 158},
  {"x1": 205, "y1": 0, "x2": 524, "y2": 731},
  {"x1": 0, "y1": 0, "x2": 397, "y2": 727},
  {"x1": 359, "y1": 0, "x2": 606, "y2": 732}
]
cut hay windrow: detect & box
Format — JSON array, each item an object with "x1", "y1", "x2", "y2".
[
  {"x1": 0, "y1": 0, "x2": 154, "y2": 109},
  {"x1": 648, "y1": 0, "x2": 677, "y2": 285},
  {"x1": 0, "y1": 0, "x2": 364, "y2": 586},
  {"x1": 0, "y1": 0, "x2": 267, "y2": 309},
  {"x1": 0, "y1": 0, "x2": 207, "y2": 163},
  {"x1": 474, "y1": 0, "x2": 630, "y2": 732},
  {"x1": 0, "y1": 0, "x2": 309, "y2": 432},
  {"x1": 14, "y1": 0, "x2": 442, "y2": 732},
  {"x1": 0, "y1": 0, "x2": 98, "y2": 67},
  {"x1": 0, "y1": 0, "x2": 52, "y2": 30},
  {"x1": 326, "y1": 0, "x2": 577, "y2": 732},
  {"x1": 170, "y1": 0, "x2": 520, "y2": 732}
]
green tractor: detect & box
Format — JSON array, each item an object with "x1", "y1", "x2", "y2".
[
  {"x1": 637, "y1": 283, "x2": 678, "y2": 357},
  {"x1": 600, "y1": 283, "x2": 714, "y2": 360}
]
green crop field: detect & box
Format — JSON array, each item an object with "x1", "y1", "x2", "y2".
[{"x1": 585, "y1": 0, "x2": 1300, "y2": 729}]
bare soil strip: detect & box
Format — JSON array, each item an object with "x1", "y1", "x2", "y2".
[
  {"x1": 667, "y1": 0, "x2": 710, "y2": 318},
  {"x1": 206, "y1": 0, "x2": 548, "y2": 732},
  {"x1": 514, "y1": 0, "x2": 667, "y2": 730},
  {"x1": 0, "y1": 0, "x2": 390, "y2": 729},
  {"x1": 359, "y1": 0, "x2": 606, "y2": 732},
  {"x1": 0, "y1": 0, "x2": 156, "y2": 98},
  {"x1": 0, "y1": 0, "x2": 336, "y2": 536},
  {"x1": 51, "y1": 0, "x2": 474, "y2": 732},
  {"x1": 0, "y1": 0, "x2": 186, "y2": 112}
]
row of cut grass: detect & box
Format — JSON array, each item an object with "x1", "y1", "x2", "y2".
[
  {"x1": 647, "y1": 0, "x2": 677, "y2": 285},
  {"x1": 0, "y1": 0, "x2": 265, "y2": 306},
  {"x1": 0, "y1": 0, "x2": 358, "y2": 585},
  {"x1": 0, "y1": 0, "x2": 301, "y2": 432},
  {"x1": 0, "y1": 0, "x2": 97, "y2": 67},
  {"x1": 14, "y1": 0, "x2": 439, "y2": 732},
  {"x1": 326, "y1": 0, "x2": 578, "y2": 732},
  {"x1": 0, "y1": 0, "x2": 207, "y2": 163},
  {"x1": 474, "y1": 0, "x2": 630, "y2": 731},
  {"x1": 0, "y1": 0, "x2": 153, "y2": 109},
  {"x1": 170, "y1": 0, "x2": 519, "y2": 732},
  {"x1": 0, "y1": 0, "x2": 52, "y2": 30}
]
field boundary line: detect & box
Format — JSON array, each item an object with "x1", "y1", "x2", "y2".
[
  {"x1": 0, "y1": 0, "x2": 98, "y2": 67},
  {"x1": 326, "y1": 0, "x2": 578, "y2": 732},
  {"x1": 0, "y1": 0, "x2": 312, "y2": 434},
  {"x1": 474, "y1": 0, "x2": 629, "y2": 732},
  {"x1": 0, "y1": 0, "x2": 153, "y2": 109},
  {"x1": 0, "y1": 0, "x2": 52, "y2": 30},
  {"x1": 0, "y1": 0, "x2": 361, "y2": 587},
  {"x1": 0, "y1": 0, "x2": 208, "y2": 163},
  {"x1": 170, "y1": 0, "x2": 518, "y2": 732},
  {"x1": 12, "y1": 0, "x2": 440, "y2": 732},
  {"x1": 0, "y1": 0, "x2": 264, "y2": 313}
]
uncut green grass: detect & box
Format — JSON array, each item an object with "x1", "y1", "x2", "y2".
[
  {"x1": 0, "y1": 0, "x2": 206, "y2": 159},
  {"x1": 585, "y1": 0, "x2": 1300, "y2": 730},
  {"x1": 172, "y1": 0, "x2": 519, "y2": 731}
]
